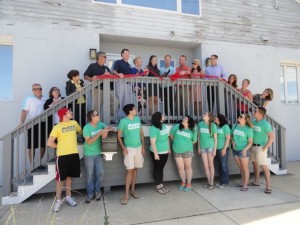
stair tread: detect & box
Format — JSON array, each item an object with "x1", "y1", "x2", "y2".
[{"x1": 14, "y1": 175, "x2": 33, "y2": 187}]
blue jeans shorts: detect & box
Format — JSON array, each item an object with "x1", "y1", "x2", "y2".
[
  {"x1": 201, "y1": 148, "x2": 214, "y2": 153},
  {"x1": 232, "y1": 149, "x2": 249, "y2": 158}
]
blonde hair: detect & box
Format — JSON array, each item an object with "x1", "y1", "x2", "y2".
[
  {"x1": 265, "y1": 88, "x2": 274, "y2": 101},
  {"x1": 133, "y1": 56, "x2": 142, "y2": 66}
]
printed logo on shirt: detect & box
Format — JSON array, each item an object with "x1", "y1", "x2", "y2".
[
  {"x1": 200, "y1": 128, "x2": 209, "y2": 134},
  {"x1": 91, "y1": 129, "x2": 102, "y2": 137},
  {"x1": 253, "y1": 126, "x2": 261, "y2": 132},
  {"x1": 62, "y1": 125, "x2": 77, "y2": 133},
  {"x1": 177, "y1": 130, "x2": 191, "y2": 138},
  {"x1": 160, "y1": 129, "x2": 169, "y2": 136},
  {"x1": 128, "y1": 123, "x2": 140, "y2": 130},
  {"x1": 233, "y1": 129, "x2": 245, "y2": 137},
  {"x1": 217, "y1": 129, "x2": 223, "y2": 134}
]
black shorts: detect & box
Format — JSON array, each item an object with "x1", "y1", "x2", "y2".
[
  {"x1": 27, "y1": 122, "x2": 46, "y2": 149},
  {"x1": 55, "y1": 153, "x2": 81, "y2": 181}
]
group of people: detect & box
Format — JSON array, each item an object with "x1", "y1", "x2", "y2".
[{"x1": 18, "y1": 49, "x2": 275, "y2": 213}]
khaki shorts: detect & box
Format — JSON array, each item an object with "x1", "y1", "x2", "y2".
[
  {"x1": 124, "y1": 146, "x2": 144, "y2": 170},
  {"x1": 250, "y1": 146, "x2": 267, "y2": 165}
]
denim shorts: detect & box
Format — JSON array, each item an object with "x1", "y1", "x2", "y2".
[
  {"x1": 232, "y1": 149, "x2": 249, "y2": 158},
  {"x1": 201, "y1": 148, "x2": 214, "y2": 153}
]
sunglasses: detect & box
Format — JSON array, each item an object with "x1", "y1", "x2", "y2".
[
  {"x1": 92, "y1": 113, "x2": 99, "y2": 117},
  {"x1": 101, "y1": 55, "x2": 107, "y2": 59},
  {"x1": 32, "y1": 88, "x2": 42, "y2": 91},
  {"x1": 238, "y1": 115, "x2": 244, "y2": 119},
  {"x1": 192, "y1": 62, "x2": 196, "y2": 65}
]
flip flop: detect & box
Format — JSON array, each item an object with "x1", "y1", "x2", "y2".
[
  {"x1": 203, "y1": 184, "x2": 210, "y2": 188},
  {"x1": 130, "y1": 192, "x2": 140, "y2": 199},
  {"x1": 121, "y1": 198, "x2": 128, "y2": 205},
  {"x1": 234, "y1": 184, "x2": 243, "y2": 187},
  {"x1": 248, "y1": 182, "x2": 260, "y2": 186},
  {"x1": 240, "y1": 187, "x2": 248, "y2": 191},
  {"x1": 207, "y1": 184, "x2": 215, "y2": 190},
  {"x1": 156, "y1": 187, "x2": 167, "y2": 194},
  {"x1": 265, "y1": 188, "x2": 272, "y2": 194}
]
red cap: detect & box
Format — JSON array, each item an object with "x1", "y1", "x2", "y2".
[{"x1": 57, "y1": 108, "x2": 69, "y2": 122}]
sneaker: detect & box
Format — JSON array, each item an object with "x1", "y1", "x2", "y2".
[
  {"x1": 179, "y1": 182, "x2": 186, "y2": 191},
  {"x1": 85, "y1": 195, "x2": 94, "y2": 204},
  {"x1": 219, "y1": 184, "x2": 228, "y2": 189},
  {"x1": 95, "y1": 192, "x2": 102, "y2": 201},
  {"x1": 53, "y1": 200, "x2": 62, "y2": 212},
  {"x1": 184, "y1": 184, "x2": 192, "y2": 192},
  {"x1": 65, "y1": 196, "x2": 77, "y2": 206}
]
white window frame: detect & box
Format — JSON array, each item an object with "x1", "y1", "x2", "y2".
[
  {"x1": 93, "y1": 0, "x2": 202, "y2": 17},
  {"x1": 280, "y1": 61, "x2": 300, "y2": 104}
]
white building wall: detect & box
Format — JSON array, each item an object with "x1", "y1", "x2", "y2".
[
  {"x1": 201, "y1": 40, "x2": 300, "y2": 161},
  {"x1": 0, "y1": 27, "x2": 100, "y2": 185}
]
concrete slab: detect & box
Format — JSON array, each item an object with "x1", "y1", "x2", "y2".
[
  {"x1": 224, "y1": 201, "x2": 300, "y2": 225},
  {"x1": 193, "y1": 179, "x2": 300, "y2": 211},
  {"x1": 145, "y1": 212, "x2": 236, "y2": 225}
]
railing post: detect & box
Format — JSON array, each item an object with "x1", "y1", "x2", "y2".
[
  {"x1": 2, "y1": 134, "x2": 13, "y2": 196},
  {"x1": 102, "y1": 79, "x2": 111, "y2": 125},
  {"x1": 278, "y1": 126, "x2": 287, "y2": 170},
  {"x1": 217, "y1": 81, "x2": 226, "y2": 115}
]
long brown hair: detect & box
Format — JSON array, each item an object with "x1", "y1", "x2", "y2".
[
  {"x1": 244, "y1": 114, "x2": 253, "y2": 128},
  {"x1": 207, "y1": 112, "x2": 215, "y2": 136}
]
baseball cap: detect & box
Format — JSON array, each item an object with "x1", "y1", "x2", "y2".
[{"x1": 57, "y1": 108, "x2": 69, "y2": 122}]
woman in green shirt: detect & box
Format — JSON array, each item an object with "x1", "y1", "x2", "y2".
[
  {"x1": 214, "y1": 114, "x2": 231, "y2": 188},
  {"x1": 170, "y1": 116, "x2": 197, "y2": 192},
  {"x1": 198, "y1": 112, "x2": 217, "y2": 190},
  {"x1": 150, "y1": 112, "x2": 170, "y2": 194},
  {"x1": 232, "y1": 113, "x2": 253, "y2": 191}
]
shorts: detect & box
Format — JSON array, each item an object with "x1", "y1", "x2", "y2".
[
  {"x1": 201, "y1": 148, "x2": 214, "y2": 153},
  {"x1": 56, "y1": 153, "x2": 81, "y2": 181},
  {"x1": 173, "y1": 151, "x2": 194, "y2": 158},
  {"x1": 232, "y1": 149, "x2": 249, "y2": 158},
  {"x1": 124, "y1": 146, "x2": 144, "y2": 170},
  {"x1": 250, "y1": 146, "x2": 267, "y2": 165},
  {"x1": 27, "y1": 122, "x2": 46, "y2": 149}
]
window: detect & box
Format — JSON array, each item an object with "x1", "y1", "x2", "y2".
[
  {"x1": 94, "y1": 0, "x2": 201, "y2": 16},
  {"x1": 0, "y1": 37, "x2": 13, "y2": 101},
  {"x1": 280, "y1": 63, "x2": 299, "y2": 104}
]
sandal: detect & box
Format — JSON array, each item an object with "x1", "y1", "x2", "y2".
[
  {"x1": 207, "y1": 184, "x2": 214, "y2": 190},
  {"x1": 234, "y1": 184, "x2": 243, "y2": 187},
  {"x1": 240, "y1": 187, "x2": 248, "y2": 191},
  {"x1": 130, "y1": 192, "x2": 140, "y2": 199},
  {"x1": 121, "y1": 198, "x2": 129, "y2": 205},
  {"x1": 161, "y1": 187, "x2": 170, "y2": 193},
  {"x1": 265, "y1": 188, "x2": 272, "y2": 194},
  {"x1": 203, "y1": 184, "x2": 210, "y2": 188},
  {"x1": 156, "y1": 187, "x2": 167, "y2": 194},
  {"x1": 248, "y1": 182, "x2": 260, "y2": 186}
]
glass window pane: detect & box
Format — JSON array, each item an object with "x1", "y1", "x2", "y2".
[
  {"x1": 94, "y1": 0, "x2": 116, "y2": 4},
  {"x1": 0, "y1": 45, "x2": 13, "y2": 101},
  {"x1": 279, "y1": 65, "x2": 285, "y2": 103},
  {"x1": 123, "y1": 0, "x2": 177, "y2": 11},
  {"x1": 182, "y1": 0, "x2": 200, "y2": 15},
  {"x1": 286, "y1": 66, "x2": 298, "y2": 103}
]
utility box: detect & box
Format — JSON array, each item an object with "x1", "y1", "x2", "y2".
[{"x1": 101, "y1": 132, "x2": 118, "y2": 160}]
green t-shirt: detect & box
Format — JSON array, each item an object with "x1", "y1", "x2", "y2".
[
  {"x1": 170, "y1": 124, "x2": 197, "y2": 153},
  {"x1": 252, "y1": 119, "x2": 272, "y2": 146},
  {"x1": 232, "y1": 124, "x2": 253, "y2": 151},
  {"x1": 216, "y1": 124, "x2": 231, "y2": 150},
  {"x1": 198, "y1": 121, "x2": 217, "y2": 149},
  {"x1": 83, "y1": 122, "x2": 107, "y2": 156},
  {"x1": 118, "y1": 116, "x2": 142, "y2": 148},
  {"x1": 149, "y1": 124, "x2": 169, "y2": 154}
]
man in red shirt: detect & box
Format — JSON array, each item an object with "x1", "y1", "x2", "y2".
[{"x1": 176, "y1": 55, "x2": 191, "y2": 116}]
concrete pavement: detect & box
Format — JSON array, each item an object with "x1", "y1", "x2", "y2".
[{"x1": 1, "y1": 161, "x2": 300, "y2": 225}]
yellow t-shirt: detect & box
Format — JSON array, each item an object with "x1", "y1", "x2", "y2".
[{"x1": 50, "y1": 120, "x2": 82, "y2": 156}]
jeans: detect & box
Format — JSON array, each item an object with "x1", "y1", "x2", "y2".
[
  {"x1": 215, "y1": 149, "x2": 229, "y2": 185},
  {"x1": 84, "y1": 155, "x2": 104, "y2": 196}
]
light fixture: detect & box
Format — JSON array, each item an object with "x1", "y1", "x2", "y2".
[
  {"x1": 261, "y1": 35, "x2": 269, "y2": 42},
  {"x1": 89, "y1": 49, "x2": 97, "y2": 60}
]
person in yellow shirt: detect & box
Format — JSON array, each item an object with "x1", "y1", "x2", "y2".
[{"x1": 47, "y1": 107, "x2": 82, "y2": 213}]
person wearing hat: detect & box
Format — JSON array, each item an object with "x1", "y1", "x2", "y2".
[
  {"x1": 47, "y1": 107, "x2": 82, "y2": 213},
  {"x1": 190, "y1": 59, "x2": 204, "y2": 115}
]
